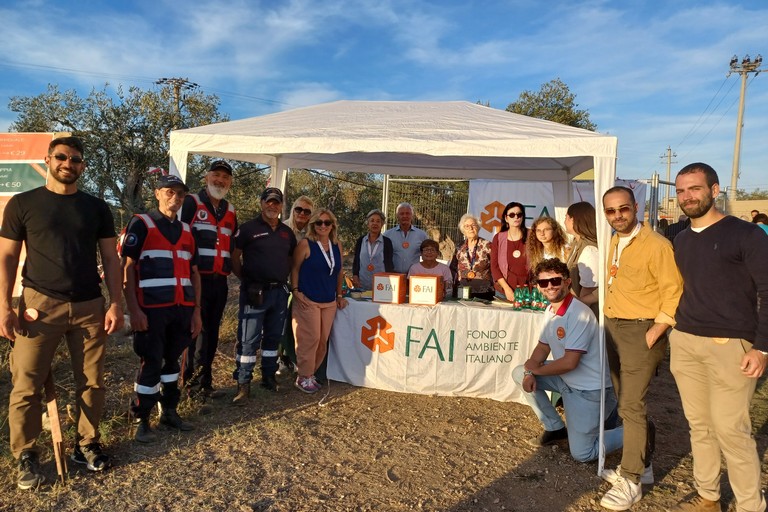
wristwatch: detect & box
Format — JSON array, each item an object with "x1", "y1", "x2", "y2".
[
  {"x1": 758, "y1": 350, "x2": 768, "y2": 358},
  {"x1": 523, "y1": 369, "x2": 534, "y2": 377}
]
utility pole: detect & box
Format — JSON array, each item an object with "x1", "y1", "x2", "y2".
[
  {"x1": 155, "y1": 77, "x2": 199, "y2": 129},
  {"x1": 727, "y1": 54, "x2": 762, "y2": 207},
  {"x1": 660, "y1": 146, "x2": 676, "y2": 213}
]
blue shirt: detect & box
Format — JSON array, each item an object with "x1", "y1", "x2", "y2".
[
  {"x1": 298, "y1": 240, "x2": 342, "y2": 303},
  {"x1": 383, "y1": 225, "x2": 428, "y2": 273}
]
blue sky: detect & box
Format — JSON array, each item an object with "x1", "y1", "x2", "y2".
[{"x1": 1, "y1": 0, "x2": 766, "y2": 191}]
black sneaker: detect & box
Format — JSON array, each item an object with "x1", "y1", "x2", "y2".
[
  {"x1": 71, "y1": 443, "x2": 111, "y2": 472},
  {"x1": 159, "y1": 409, "x2": 194, "y2": 431},
  {"x1": 17, "y1": 450, "x2": 45, "y2": 490},
  {"x1": 526, "y1": 427, "x2": 568, "y2": 447},
  {"x1": 261, "y1": 374, "x2": 279, "y2": 392}
]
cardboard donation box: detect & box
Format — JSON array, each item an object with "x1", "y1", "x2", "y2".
[
  {"x1": 372, "y1": 273, "x2": 407, "y2": 304},
  {"x1": 408, "y1": 275, "x2": 444, "y2": 305}
]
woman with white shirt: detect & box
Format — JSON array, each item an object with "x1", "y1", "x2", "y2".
[{"x1": 564, "y1": 201, "x2": 599, "y2": 316}]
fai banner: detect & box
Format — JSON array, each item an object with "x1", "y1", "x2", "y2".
[
  {"x1": 468, "y1": 180, "x2": 554, "y2": 240},
  {"x1": 328, "y1": 300, "x2": 543, "y2": 404}
]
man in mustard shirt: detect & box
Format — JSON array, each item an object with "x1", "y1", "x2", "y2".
[{"x1": 598, "y1": 186, "x2": 682, "y2": 511}]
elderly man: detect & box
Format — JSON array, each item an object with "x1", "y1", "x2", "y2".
[
  {"x1": 668, "y1": 163, "x2": 768, "y2": 512},
  {"x1": 231, "y1": 187, "x2": 297, "y2": 402},
  {"x1": 0, "y1": 136, "x2": 123, "y2": 489},
  {"x1": 599, "y1": 186, "x2": 682, "y2": 511},
  {"x1": 383, "y1": 202, "x2": 428, "y2": 274},
  {"x1": 180, "y1": 160, "x2": 237, "y2": 401},
  {"x1": 122, "y1": 175, "x2": 202, "y2": 443}
]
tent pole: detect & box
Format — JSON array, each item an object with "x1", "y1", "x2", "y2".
[{"x1": 382, "y1": 174, "x2": 390, "y2": 229}]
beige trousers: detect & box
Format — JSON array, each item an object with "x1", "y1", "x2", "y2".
[{"x1": 292, "y1": 293, "x2": 337, "y2": 377}]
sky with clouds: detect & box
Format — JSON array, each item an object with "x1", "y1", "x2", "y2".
[{"x1": 1, "y1": 0, "x2": 766, "y2": 191}]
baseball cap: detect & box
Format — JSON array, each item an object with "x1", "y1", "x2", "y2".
[
  {"x1": 260, "y1": 187, "x2": 283, "y2": 203},
  {"x1": 208, "y1": 160, "x2": 233, "y2": 175},
  {"x1": 155, "y1": 174, "x2": 189, "y2": 192}
]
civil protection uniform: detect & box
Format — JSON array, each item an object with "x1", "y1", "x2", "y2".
[
  {"x1": 181, "y1": 190, "x2": 236, "y2": 389},
  {"x1": 233, "y1": 216, "x2": 296, "y2": 385},
  {"x1": 122, "y1": 212, "x2": 198, "y2": 419},
  {"x1": 603, "y1": 223, "x2": 682, "y2": 484}
]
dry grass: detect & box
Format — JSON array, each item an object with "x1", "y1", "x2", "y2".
[{"x1": 2, "y1": 304, "x2": 768, "y2": 511}]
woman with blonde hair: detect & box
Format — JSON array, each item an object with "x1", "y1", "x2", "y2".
[
  {"x1": 526, "y1": 216, "x2": 569, "y2": 275},
  {"x1": 284, "y1": 195, "x2": 315, "y2": 241},
  {"x1": 291, "y1": 208, "x2": 347, "y2": 393},
  {"x1": 450, "y1": 213, "x2": 494, "y2": 300}
]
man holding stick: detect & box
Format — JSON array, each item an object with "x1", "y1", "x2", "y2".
[{"x1": 0, "y1": 136, "x2": 124, "y2": 490}]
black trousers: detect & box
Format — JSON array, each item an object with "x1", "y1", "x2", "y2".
[{"x1": 183, "y1": 275, "x2": 228, "y2": 388}]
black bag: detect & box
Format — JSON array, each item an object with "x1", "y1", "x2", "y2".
[{"x1": 246, "y1": 282, "x2": 264, "y2": 307}]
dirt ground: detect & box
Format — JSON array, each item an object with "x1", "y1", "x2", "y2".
[{"x1": 2, "y1": 304, "x2": 768, "y2": 511}]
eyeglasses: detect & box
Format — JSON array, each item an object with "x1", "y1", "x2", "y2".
[
  {"x1": 314, "y1": 220, "x2": 333, "y2": 227},
  {"x1": 464, "y1": 224, "x2": 478, "y2": 230},
  {"x1": 51, "y1": 153, "x2": 84, "y2": 164},
  {"x1": 537, "y1": 277, "x2": 563, "y2": 288},
  {"x1": 507, "y1": 212, "x2": 524, "y2": 219},
  {"x1": 162, "y1": 188, "x2": 186, "y2": 198},
  {"x1": 294, "y1": 207, "x2": 312, "y2": 216},
  {"x1": 604, "y1": 205, "x2": 633, "y2": 216}
]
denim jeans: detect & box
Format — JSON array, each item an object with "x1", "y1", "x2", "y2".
[
  {"x1": 233, "y1": 286, "x2": 289, "y2": 383},
  {"x1": 512, "y1": 364, "x2": 623, "y2": 462}
]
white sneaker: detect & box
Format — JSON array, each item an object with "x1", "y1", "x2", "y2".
[
  {"x1": 600, "y1": 476, "x2": 642, "y2": 511},
  {"x1": 601, "y1": 463, "x2": 654, "y2": 485}
]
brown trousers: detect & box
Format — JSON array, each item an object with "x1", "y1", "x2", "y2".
[{"x1": 9, "y1": 288, "x2": 106, "y2": 458}]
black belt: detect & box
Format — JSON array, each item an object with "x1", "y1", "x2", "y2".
[
  {"x1": 612, "y1": 317, "x2": 652, "y2": 322},
  {"x1": 262, "y1": 281, "x2": 285, "y2": 289}
]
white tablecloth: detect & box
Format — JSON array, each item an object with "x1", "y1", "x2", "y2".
[{"x1": 328, "y1": 299, "x2": 544, "y2": 404}]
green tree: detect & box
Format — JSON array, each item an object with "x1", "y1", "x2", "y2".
[
  {"x1": 506, "y1": 78, "x2": 597, "y2": 131},
  {"x1": 8, "y1": 83, "x2": 228, "y2": 224},
  {"x1": 736, "y1": 188, "x2": 768, "y2": 200}
]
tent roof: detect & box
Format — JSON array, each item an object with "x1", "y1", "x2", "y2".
[{"x1": 169, "y1": 100, "x2": 616, "y2": 181}]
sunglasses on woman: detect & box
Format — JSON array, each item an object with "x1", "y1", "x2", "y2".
[{"x1": 314, "y1": 220, "x2": 333, "y2": 227}]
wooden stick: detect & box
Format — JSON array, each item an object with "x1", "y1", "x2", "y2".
[{"x1": 44, "y1": 372, "x2": 67, "y2": 484}]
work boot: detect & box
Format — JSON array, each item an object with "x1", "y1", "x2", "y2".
[
  {"x1": 17, "y1": 450, "x2": 45, "y2": 490},
  {"x1": 261, "y1": 374, "x2": 279, "y2": 392},
  {"x1": 232, "y1": 383, "x2": 250, "y2": 406},
  {"x1": 134, "y1": 418, "x2": 157, "y2": 444},
  {"x1": 200, "y1": 385, "x2": 225, "y2": 399},
  {"x1": 158, "y1": 409, "x2": 194, "y2": 431},
  {"x1": 667, "y1": 493, "x2": 720, "y2": 511}
]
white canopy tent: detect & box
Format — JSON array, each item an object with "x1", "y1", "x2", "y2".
[{"x1": 168, "y1": 100, "x2": 618, "y2": 468}]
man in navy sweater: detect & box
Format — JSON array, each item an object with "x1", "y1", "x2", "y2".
[{"x1": 668, "y1": 163, "x2": 768, "y2": 512}]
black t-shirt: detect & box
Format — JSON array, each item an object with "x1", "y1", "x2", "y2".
[
  {"x1": 234, "y1": 215, "x2": 296, "y2": 283},
  {"x1": 120, "y1": 211, "x2": 199, "y2": 267},
  {"x1": 0, "y1": 187, "x2": 116, "y2": 301}
]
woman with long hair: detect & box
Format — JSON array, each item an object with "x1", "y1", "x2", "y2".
[
  {"x1": 564, "y1": 202, "x2": 599, "y2": 314},
  {"x1": 490, "y1": 202, "x2": 529, "y2": 300},
  {"x1": 451, "y1": 213, "x2": 494, "y2": 300},
  {"x1": 291, "y1": 208, "x2": 347, "y2": 394},
  {"x1": 526, "y1": 216, "x2": 569, "y2": 275},
  {"x1": 284, "y1": 195, "x2": 315, "y2": 241}
]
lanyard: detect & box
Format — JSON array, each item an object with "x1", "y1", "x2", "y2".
[
  {"x1": 366, "y1": 236, "x2": 381, "y2": 261},
  {"x1": 317, "y1": 240, "x2": 335, "y2": 276},
  {"x1": 465, "y1": 242, "x2": 477, "y2": 268}
]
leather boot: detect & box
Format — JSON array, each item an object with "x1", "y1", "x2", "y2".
[
  {"x1": 134, "y1": 418, "x2": 157, "y2": 444},
  {"x1": 232, "y1": 383, "x2": 250, "y2": 406}
]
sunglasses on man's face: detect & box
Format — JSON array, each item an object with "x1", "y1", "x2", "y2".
[
  {"x1": 603, "y1": 205, "x2": 633, "y2": 216},
  {"x1": 537, "y1": 277, "x2": 563, "y2": 288},
  {"x1": 52, "y1": 153, "x2": 84, "y2": 164},
  {"x1": 314, "y1": 220, "x2": 333, "y2": 227},
  {"x1": 294, "y1": 207, "x2": 312, "y2": 216}
]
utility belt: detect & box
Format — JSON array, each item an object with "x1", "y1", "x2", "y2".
[{"x1": 245, "y1": 280, "x2": 286, "y2": 307}]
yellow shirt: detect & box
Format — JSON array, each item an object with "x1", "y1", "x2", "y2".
[{"x1": 604, "y1": 223, "x2": 682, "y2": 325}]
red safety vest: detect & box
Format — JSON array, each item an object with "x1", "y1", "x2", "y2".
[
  {"x1": 134, "y1": 214, "x2": 196, "y2": 308},
  {"x1": 188, "y1": 194, "x2": 236, "y2": 276}
]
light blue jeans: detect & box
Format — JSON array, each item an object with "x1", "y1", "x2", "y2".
[{"x1": 512, "y1": 364, "x2": 623, "y2": 462}]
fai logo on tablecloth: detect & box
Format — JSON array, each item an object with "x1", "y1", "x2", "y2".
[
  {"x1": 361, "y1": 315, "x2": 395, "y2": 353},
  {"x1": 479, "y1": 200, "x2": 506, "y2": 233}
]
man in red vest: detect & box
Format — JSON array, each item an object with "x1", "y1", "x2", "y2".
[
  {"x1": 180, "y1": 160, "x2": 237, "y2": 402},
  {"x1": 122, "y1": 175, "x2": 202, "y2": 443}
]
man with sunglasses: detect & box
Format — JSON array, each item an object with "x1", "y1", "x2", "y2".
[
  {"x1": 384, "y1": 202, "x2": 428, "y2": 274},
  {"x1": 512, "y1": 259, "x2": 622, "y2": 463},
  {"x1": 667, "y1": 163, "x2": 768, "y2": 512},
  {"x1": 599, "y1": 186, "x2": 682, "y2": 511},
  {"x1": 0, "y1": 136, "x2": 124, "y2": 489},
  {"x1": 122, "y1": 175, "x2": 202, "y2": 443},
  {"x1": 231, "y1": 187, "x2": 297, "y2": 402},
  {"x1": 180, "y1": 160, "x2": 237, "y2": 404}
]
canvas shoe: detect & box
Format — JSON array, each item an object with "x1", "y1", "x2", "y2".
[
  {"x1": 600, "y1": 476, "x2": 642, "y2": 511},
  {"x1": 71, "y1": 443, "x2": 111, "y2": 472},
  {"x1": 17, "y1": 450, "x2": 45, "y2": 490},
  {"x1": 295, "y1": 376, "x2": 320, "y2": 394},
  {"x1": 601, "y1": 463, "x2": 654, "y2": 485}
]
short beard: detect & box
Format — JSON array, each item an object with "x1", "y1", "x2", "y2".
[
  {"x1": 681, "y1": 197, "x2": 714, "y2": 219},
  {"x1": 207, "y1": 183, "x2": 230, "y2": 200}
]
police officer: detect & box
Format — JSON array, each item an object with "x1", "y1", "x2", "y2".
[
  {"x1": 180, "y1": 160, "x2": 237, "y2": 399},
  {"x1": 231, "y1": 187, "x2": 296, "y2": 403},
  {"x1": 122, "y1": 175, "x2": 202, "y2": 443}
]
